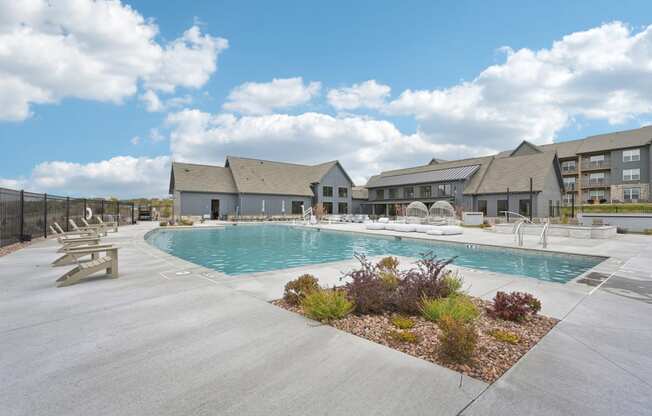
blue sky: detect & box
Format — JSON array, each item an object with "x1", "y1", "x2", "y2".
[{"x1": 1, "y1": 0, "x2": 652, "y2": 197}]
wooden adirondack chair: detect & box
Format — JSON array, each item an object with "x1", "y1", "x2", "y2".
[{"x1": 56, "y1": 246, "x2": 119, "y2": 287}]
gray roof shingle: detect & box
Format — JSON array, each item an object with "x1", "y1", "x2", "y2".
[{"x1": 170, "y1": 162, "x2": 237, "y2": 194}]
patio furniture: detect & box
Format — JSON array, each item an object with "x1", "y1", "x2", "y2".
[
  {"x1": 56, "y1": 246, "x2": 119, "y2": 287},
  {"x1": 95, "y1": 216, "x2": 118, "y2": 232},
  {"x1": 80, "y1": 218, "x2": 109, "y2": 235},
  {"x1": 54, "y1": 222, "x2": 96, "y2": 237},
  {"x1": 365, "y1": 223, "x2": 385, "y2": 230},
  {"x1": 69, "y1": 219, "x2": 107, "y2": 236},
  {"x1": 52, "y1": 244, "x2": 115, "y2": 267},
  {"x1": 57, "y1": 236, "x2": 102, "y2": 252}
]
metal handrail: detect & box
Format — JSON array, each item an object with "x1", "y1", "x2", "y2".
[
  {"x1": 540, "y1": 221, "x2": 549, "y2": 248},
  {"x1": 501, "y1": 211, "x2": 532, "y2": 226},
  {"x1": 514, "y1": 220, "x2": 525, "y2": 247}
]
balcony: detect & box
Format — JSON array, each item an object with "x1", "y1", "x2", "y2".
[
  {"x1": 561, "y1": 165, "x2": 578, "y2": 175},
  {"x1": 581, "y1": 158, "x2": 610, "y2": 171},
  {"x1": 581, "y1": 177, "x2": 610, "y2": 188},
  {"x1": 563, "y1": 183, "x2": 577, "y2": 191}
]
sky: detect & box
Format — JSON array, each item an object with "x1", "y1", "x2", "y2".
[{"x1": 1, "y1": 0, "x2": 652, "y2": 198}]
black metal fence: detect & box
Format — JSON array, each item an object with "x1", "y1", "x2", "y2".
[{"x1": 0, "y1": 187, "x2": 135, "y2": 248}]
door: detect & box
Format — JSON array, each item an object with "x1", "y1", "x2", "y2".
[
  {"x1": 210, "y1": 199, "x2": 220, "y2": 220},
  {"x1": 519, "y1": 199, "x2": 531, "y2": 218}
]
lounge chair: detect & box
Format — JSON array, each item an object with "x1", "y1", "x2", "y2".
[
  {"x1": 80, "y1": 218, "x2": 109, "y2": 234},
  {"x1": 57, "y1": 236, "x2": 102, "y2": 252},
  {"x1": 56, "y1": 246, "x2": 119, "y2": 287},
  {"x1": 54, "y1": 222, "x2": 96, "y2": 237},
  {"x1": 52, "y1": 244, "x2": 115, "y2": 267},
  {"x1": 69, "y1": 219, "x2": 106, "y2": 236},
  {"x1": 95, "y1": 216, "x2": 118, "y2": 232}
]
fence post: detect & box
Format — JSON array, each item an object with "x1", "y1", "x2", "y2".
[
  {"x1": 19, "y1": 190, "x2": 24, "y2": 241},
  {"x1": 66, "y1": 197, "x2": 70, "y2": 232},
  {"x1": 43, "y1": 193, "x2": 48, "y2": 238},
  {"x1": 116, "y1": 201, "x2": 120, "y2": 227},
  {"x1": 101, "y1": 199, "x2": 104, "y2": 222},
  {"x1": 132, "y1": 203, "x2": 135, "y2": 224},
  {"x1": 83, "y1": 198, "x2": 87, "y2": 221}
]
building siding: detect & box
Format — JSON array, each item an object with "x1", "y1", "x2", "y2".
[{"x1": 315, "y1": 164, "x2": 353, "y2": 214}]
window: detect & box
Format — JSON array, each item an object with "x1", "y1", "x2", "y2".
[
  {"x1": 563, "y1": 193, "x2": 574, "y2": 205},
  {"x1": 589, "y1": 190, "x2": 605, "y2": 200},
  {"x1": 561, "y1": 160, "x2": 577, "y2": 172},
  {"x1": 563, "y1": 177, "x2": 576, "y2": 190},
  {"x1": 437, "y1": 183, "x2": 452, "y2": 196},
  {"x1": 623, "y1": 169, "x2": 640, "y2": 181},
  {"x1": 338, "y1": 187, "x2": 348, "y2": 198},
  {"x1": 404, "y1": 187, "x2": 414, "y2": 199},
  {"x1": 322, "y1": 202, "x2": 333, "y2": 214},
  {"x1": 548, "y1": 200, "x2": 560, "y2": 217},
  {"x1": 624, "y1": 188, "x2": 640, "y2": 201},
  {"x1": 389, "y1": 188, "x2": 399, "y2": 199},
  {"x1": 589, "y1": 154, "x2": 605, "y2": 162},
  {"x1": 322, "y1": 186, "x2": 333, "y2": 197},
  {"x1": 497, "y1": 199, "x2": 508, "y2": 215},
  {"x1": 477, "y1": 200, "x2": 487, "y2": 215},
  {"x1": 623, "y1": 149, "x2": 640, "y2": 162},
  {"x1": 338, "y1": 202, "x2": 348, "y2": 214},
  {"x1": 420, "y1": 185, "x2": 431, "y2": 198},
  {"x1": 376, "y1": 189, "x2": 384, "y2": 200},
  {"x1": 291, "y1": 201, "x2": 304, "y2": 215}
]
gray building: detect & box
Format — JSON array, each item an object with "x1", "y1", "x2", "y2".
[
  {"x1": 363, "y1": 141, "x2": 565, "y2": 218},
  {"x1": 169, "y1": 156, "x2": 355, "y2": 219},
  {"x1": 534, "y1": 126, "x2": 652, "y2": 204}
]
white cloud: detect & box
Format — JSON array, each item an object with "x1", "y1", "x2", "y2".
[
  {"x1": 9, "y1": 156, "x2": 172, "y2": 198},
  {"x1": 166, "y1": 109, "x2": 491, "y2": 184},
  {"x1": 130, "y1": 136, "x2": 141, "y2": 145},
  {"x1": 139, "y1": 90, "x2": 193, "y2": 112},
  {"x1": 149, "y1": 128, "x2": 165, "y2": 142},
  {"x1": 223, "y1": 77, "x2": 321, "y2": 115},
  {"x1": 327, "y1": 80, "x2": 391, "y2": 110},
  {"x1": 383, "y1": 22, "x2": 652, "y2": 149},
  {"x1": 0, "y1": 1, "x2": 227, "y2": 121}
]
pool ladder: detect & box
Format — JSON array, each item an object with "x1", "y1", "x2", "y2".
[{"x1": 513, "y1": 219, "x2": 550, "y2": 248}]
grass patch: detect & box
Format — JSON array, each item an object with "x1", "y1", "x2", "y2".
[
  {"x1": 301, "y1": 289, "x2": 354, "y2": 322},
  {"x1": 489, "y1": 329, "x2": 520, "y2": 344},
  {"x1": 389, "y1": 330, "x2": 419, "y2": 344},
  {"x1": 420, "y1": 295, "x2": 479, "y2": 324},
  {"x1": 390, "y1": 314, "x2": 415, "y2": 329}
]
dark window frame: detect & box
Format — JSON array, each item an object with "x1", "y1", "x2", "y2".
[
  {"x1": 338, "y1": 202, "x2": 348, "y2": 214},
  {"x1": 322, "y1": 186, "x2": 333, "y2": 197},
  {"x1": 338, "y1": 187, "x2": 348, "y2": 198}
]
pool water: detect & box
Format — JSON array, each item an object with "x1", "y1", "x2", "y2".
[{"x1": 146, "y1": 225, "x2": 603, "y2": 283}]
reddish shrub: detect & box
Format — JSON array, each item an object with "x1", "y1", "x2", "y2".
[
  {"x1": 394, "y1": 253, "x2": 455, "y2": 314},
  {"x1": 342, "y1": 255, "x2": 396, "y2": 314},
  {"x1": 488, "y1": 291, "x2": 542, "y2": 322},
  {"x1": 438, "y1": 315, "x2": 478, "y2": 363}
]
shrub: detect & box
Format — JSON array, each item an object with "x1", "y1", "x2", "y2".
[
  {"x1": 180, "y1": 218, "x2": 194, "y2": 226},
  {"x1": 440, "y1": 271, "x2": 464, "y2": 297},
  {"x1": 389, "y1": 330, "x2": 418, "y2": 343},
  {"x1": 394, "y1": 253, "x2": 455, "y2": 314},
  {"x1": 159, "y1": 221, "x2": 168, "y2": 226},
  {"x1": 420, "y1": 295, "x2": 479, "y2": 323},
  {"x1": 342, "y1": 255, "x2": 396, "y2": 314},
  {"x1": 489, "y1": 329, "x2": 519, "y2": 344},
  {"x1": 283, "y1": 274, "x2": 319, "y2": 306},
  {"x1": 488, "y1": 291, "x2": 542, "y2": 322},
  {"x1": 377, "y1": 256, "x2": 399, "y2": 273},
  {"x1": 301, "y1": 288, "x2": 354, "y2": 322},
  {"x1": 390, "y1": 314, "x2": 415, "y2": 329},
  {"x1": 438, "y1": 315, "x2": 477, "y2": 363}
]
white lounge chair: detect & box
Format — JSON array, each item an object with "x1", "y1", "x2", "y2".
[
  {"x1": 54, "y1": 222, "x2": 96, "y2": 237},
  {"x1": 56, "y1": 246, "x2": 119, "y2": 287},
  {"x1": 57, "y1": 236, "x2": 102, "y2": 252},
  {"x1": 95, "y1": 216, "x2": 118, "y2": 232},
  {"x1": 378, "y1": 217, "x2": 389, "y2": 223},
  {"x1": 52, "y1": 244, "x2": 115, "y2": 267},
  {"x1": 426, "y1": 226, "x2": 464, "y2": 236},
  {"x1": 365, "y1": 223, "x2": 385, "y2": 230},
  {"x1": 70, "y1": 219, "x2": 106, "y2": 236}
]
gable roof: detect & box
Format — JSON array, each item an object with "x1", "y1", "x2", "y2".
[
  {"x1": 510, "y1": 140, "x2": 542, "y2": 156},
  {"x1": 170, "y1": 162, "x2": 237, "y2": 194},
  {"x1": 366, "y1": 165, "x2": 480, "y2": 188},
  {"x1": 538, "y1": 125, "x2": 652, "y2": 157},
  {"x1": 475, "y1": 152, "x2": 562, "y2": 194}
]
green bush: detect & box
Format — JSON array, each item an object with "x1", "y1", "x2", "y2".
[
  {"x1": 377, "y1": 256, "x2": 399, "y2": 272},
  {"x1": 390, "y1": 314, "x2": 415, "y2": 329},
  {"x1": 159, "y1": 221, "x2": 168, "y2": 226},
  {"x1": 283, "y1": 274, "x2": 320, "y2": 306},
  {"x1": 489, "y1": 329, "x2": 519, "y2": 344},
  {"x1": 389, "y1": 330, "x2": 418, "y2": 343},
  {"x1": 438, "y1": 315, "x2": 477, "y2": 363},
  {"x1": 180, "y1": 218, "x2": 194, "y2": 226},
  {"x1": 420, "y1": 295, "x2": 479, "y2": 323},
  {"x1": 441, "y1": 272, "x2": 463, "y2": 296},
  {"x1": 301, "y1": 289, "x2": 354, "y2": 322}
]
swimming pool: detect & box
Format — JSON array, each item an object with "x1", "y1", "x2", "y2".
[{"x1": 146, "y1": 225, "x2": 603, "y2": 282}]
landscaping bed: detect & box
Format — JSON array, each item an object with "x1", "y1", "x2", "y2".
[
  {"x1": 0, "y1": 241, "x2": 32, "y2": 257},
  {"x1": 272, "y1": 255, "x2": 558, "y2": 384}
]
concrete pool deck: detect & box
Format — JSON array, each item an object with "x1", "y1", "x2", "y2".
[{"x1": 1, "y1": 222, "x2": 651, "y2": 415}]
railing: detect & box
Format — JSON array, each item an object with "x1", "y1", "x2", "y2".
[
  {"x1": 581, "y1": 178, "x2": 610, "y2": 188},
  {"x1": 301, "y1": 206, "x2": 313, "y2": 222},
  {"x1": 581, "y1": 159, "x2": 610, "y2": 171},
  {"x1": 514, "y1": 221, "x2": 525, "y2": 247},
  {"x1": 500, "y1": 211, "x2": 532, "y2": 225},
  {"x1": 561, "y1": 165, "x2": 577, "y2": 174},
  {"x1": 0, "y1": 186, "x2": 135, "y2": 248},
  {"x1": 564, "y1": 183, "x2": 577, "y2": 191},
  {"x1": 540, "y1": 221, "x2": 549, "y2": 248}
]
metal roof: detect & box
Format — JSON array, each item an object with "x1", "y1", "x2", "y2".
[{"x1": 366, "y1": 164, "x2": 480, "y2": 188}]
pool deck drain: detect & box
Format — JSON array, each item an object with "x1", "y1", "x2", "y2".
[{"x1": 1, "y1": 222, "x2": 651, "y2": 416}]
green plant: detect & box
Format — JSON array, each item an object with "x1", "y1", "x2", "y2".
[
  {"x1": 441, "y1": 272, "x2": 463, "y2": 296},
  {"x1": 159, "y1": 221, "x2": 168, "y2": 226},
  {"x1": 180, "y1": 218, "x2": 194, "y2": 226},
  {"x1": 644, "y1": 228, "x2": 652, "y2": 235},
  {"x1": 377, "y1": 256, "x2": 399, "y2": 272},
  {"x1": 301, "y1": 288, "x2": 354, "y2": 322},
  {"x1": 489, "y1": 329, "x2": 519, "y2": 344},
  {"x1": 438, "y1": 315, "x2": 477, "y2": 363},
  {"x1": 488, "y1": 291, "x2": 542, "y2": 322},
  {"x1": 283, "y1": 274, "x2": 320, "y2": 306},
  {"x1": 390, "y1": 314, "x2": 415, "y2": 329},
  {"x1": 420, "y1": 295, "x2": 479, "y2": 323},
  {"x1": 389, "y1": 330, "x2": 418, "y2": 343},
  {"x1": 394, "y1": 253, "x2": 456, "y2": 314}
]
